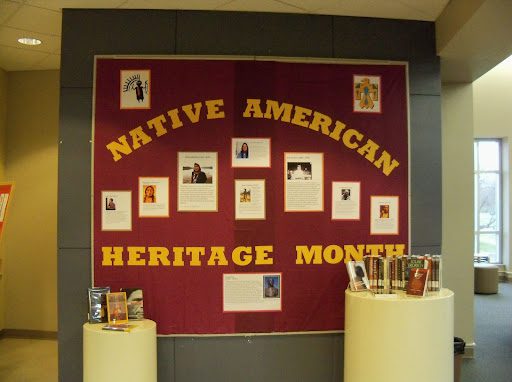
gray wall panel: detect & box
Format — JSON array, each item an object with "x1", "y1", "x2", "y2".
[
  {"x1": 59, "y1": 9, "x2": 440, "y2": 382},
  {"x1": 409, "y1": 94, "x2": 442, "y2": 248},
  {"x1": 61, "y1": 9, "x2": 176, "y2": 88},
  {"x1": 157, "y1": 337, "x2": 176, "y2": 382},
  {"x1": 175, "y1": 335, "x2": 342, "y2": 382},
  {"x1": 176, "y1": 11, "x2": 332, "y2": 57},
  {"x1": 57, "y1": 249, "x2": 91, "y2": 382},
  {"x1": 58, "y1": 88, "x2": 93, "y2": 249}
]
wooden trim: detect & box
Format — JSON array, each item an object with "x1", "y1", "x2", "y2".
[{"x1": 0, "y1": 329, "x2": 57, "y2": 340}]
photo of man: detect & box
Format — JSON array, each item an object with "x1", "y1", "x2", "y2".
[
  {"x1": 182, "y1": 162, "x2": 214, "y2": 184},
  {"x1": 106, "y1": 198, "x2": 116, "y2": 210},
  {"x1": 341, "y1": 189, "x2": 351, "y2": 200},
  {"x1": 263, "y1": 275, "x2": 280, "y2": 298},
  {"x1": 287, "y1": 162, "x2": 312, "y2": 180}
]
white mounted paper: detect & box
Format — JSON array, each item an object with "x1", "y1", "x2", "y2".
[
  {"x1": 178, "y1": 152, "x2": 218, "y2": 212},
  {"x1": 332, "y1": 181, "x2": 361, "y2": 220},
  {"x1": 284, "y1": 152, "x2": 324, "y2": 212},
  {"x1": 232, "y1": 138, "x2": 271, "y2": 168},
  {"x1": 223, "y1": 273, "x2": 282, "y2": 312},
  {"x1": 370, "y1": 195, "x2": 399, "y2": 235},
  {"x1": 101, "y1": 190, "x2": 132, "y2": 231},
  {"x1": 235, "y1": 179, "x2": 266, "y2": 220},
  {"x1": 139, "y1": 177, "x2": 169, "y2": 217}
]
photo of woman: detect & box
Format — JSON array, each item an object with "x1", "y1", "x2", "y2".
[
  {"x1": 143, "y1": 185, "x2": 156, "y2": 203},
  {"x1": 237, "y1": 142, "x2": 249, "y2": 158}
]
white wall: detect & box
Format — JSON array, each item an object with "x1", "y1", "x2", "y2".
[
  {"x1": 442, "y1": 83, "x2": 475, "y2": 348},
  {"x1": 474, "y1": 57, "x2": 512, "y2": 276}
]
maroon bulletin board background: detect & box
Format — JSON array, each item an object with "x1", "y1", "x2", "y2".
[{"x1": 93, "y1": 57, "x2": 409, "y2": 335}]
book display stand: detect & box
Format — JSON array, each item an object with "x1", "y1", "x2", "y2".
[
  {"x1": 83, "y1": 319, "x2": 157, "y2": 382},
  {"x1": 344, "y1": 289, "x2": 454, "y2": 382}
]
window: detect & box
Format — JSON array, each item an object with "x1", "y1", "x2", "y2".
[{"x1": 474, "y1": 139, "x2": 502, "y2": 263}]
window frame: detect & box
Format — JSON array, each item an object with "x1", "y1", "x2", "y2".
[{"x1": 474, "y1": 138, "x2": 502, "y2": 263}]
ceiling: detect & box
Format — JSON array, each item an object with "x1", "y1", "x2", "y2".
[{"x1": 0, "y1": 0, "x2": 450, "y2": 72}]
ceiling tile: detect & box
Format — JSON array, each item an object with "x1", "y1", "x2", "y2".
[
  {"x1": 5, "y1": 4, "x2": 62, "y2": 36},
  {"x1": 34, "y1": 53, "x2": 61, "y2": 70},
  {"x1": 0, "y1": 45, "x2": 49, "y2": 71},
  {"x1": 316, "y1": 0, "x2": 445, "y2": 21},
  {"x1": 120, "y1": 0, "x2": 229, "y2": 10},
  {"x1": 0, "y1": 26, "x2": 60, "y2": 53},
  {"x1": 25, "y1": 0, "x2": 126, "y2": 11},
  {"x1": 218, "y1": 0, "x2": 305, "y2": 14},
  {"x1": 0, "y1": 1, "x2": 23, "y2": 25}
]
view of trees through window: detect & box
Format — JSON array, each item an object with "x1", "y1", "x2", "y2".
[{"x1": 474, "y1": 139, "x2": 501, "y2": 263}]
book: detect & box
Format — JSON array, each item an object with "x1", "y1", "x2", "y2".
[
  {"x1": 106, "y1": 292, "x2": 129, "y2": 325},
  {"x1": 88, "y1": 286, "x2": 110, "y2": 323},
  {"x1": 120, "y1": 288, "x2": 144, "y2": 320},
  {"x1": 346, "y1": 261, "x2": 370, "y2": 291},
  {"x1": 406, "y1": 268, "x2": 430, "y2": 297},
  {"x1": 102, "y1": 323, "x2": 136, "y2": 332}
]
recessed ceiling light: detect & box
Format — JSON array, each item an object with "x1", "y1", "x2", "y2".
[{"x1": 17, "y1": 37, "x2": 42, "y2": 46}]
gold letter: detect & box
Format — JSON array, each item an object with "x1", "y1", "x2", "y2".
[
  {"x1": 127, "y1": 246, "x2": 146, "y2": 266},
  {"x1": 263, "y1": 100, "x2": 293, "y2": 122},
  {"x1": 172, "y1": 247, "x2": 185, "y2": 266},
  {"x1": 255, "y1": 246, "x2": 274, "y2": 265},
  {"x1": 384, "y1": 244, "x2": 405, "y2": 257},
  {"x1": 344, "y1": 244, "x2": 366, "y2": 262},
  {"x1": 291, "y1": 105, "x2": 312, "y2": 128},
  {"x1": 373, "y1": 150, "x2": 400, "y2": 176},
  {"x1": 309, "y1": 111, "x2": 333, "y2": 136},
  {"x1": 323, "y1": 245, "x2": 343, "y2": 264},
  {"x1": 102, "y1": 247, "x2": 124, "y2": 266},
  {"x1": 167, "y1": 108, "x2": 184, "y2": 129},
  {"x1": 342, "y1": 129, "x2": 364, "y2": 149},
  {"x1": 182, "y1": 102, "x2": 203, "y2": 123},
  {"x1": 205, "y1": 99, "x2": 225, "y2": 120},
  {"x1": 329, "y1": 121, "x2": 347, "y2": 141},
  {"x1": 186, "y1": 247, "x2": 205, "y2": 266},
  {"x1": 232, "y1": 246, "x2": 253, "y2": 266},
  {"x1": 357, "y1": 139, "x2": 380, "y2": 162},
  {"x1": 365, "y1": 244, "x2": 384, "y2": 257},
  {"x1": 243, "y1": 99, "x2": 264, "y2": 118},
  {"x1": 295, "y1": 245, "x2": 323, "y2": 264},
  {"x1": 207, "y1": 247, "x2": 229, "y2": 266},
  {"x1": 129, "y1": 126, "x2": 153, "y2": 150},
  {"x1": 106, "y1": 135, "x2": 132, "y2": 162},
  {"x1": 148, "y1": 247, "x2": 171, "y2": 266},
  {"x1": 147, "y1": 114, "x2": 168, "y2": 137}
]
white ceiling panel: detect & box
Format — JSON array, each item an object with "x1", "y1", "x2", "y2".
[
  {"x1": 0, "y1": 0, "x2": 452, "y2": 71},
  {"x1": 0, "y1": 0, "x2": 23, "y2": 25},
  {"x1": 218, "y1": 0, "x2": 305, "y2": 14},
  {"x1": 34, "y1": 53, "x2": 61, "y2": 70},
  {"x1": 0, "y1": 26, "x2": 60, "y2": 53},
  {"x1": 317, "y1": 0, "x2": 444, "y2": 21},
  {"x1": 25, "y1": 0, "x2": 127, "y2": 11},
  {"x1": 120, "y1": 0, "x2": 230, "y2": 10},
  {"x1": 5, "y1": 5, "x2": 62, "y2": 35},
  {"x1": 0, "y1": 45, "x2": 49, "y2": 71}
]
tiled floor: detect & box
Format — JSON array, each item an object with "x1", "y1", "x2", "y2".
[{"x1": 0, "y1": 338, "x2": 57, "y2": 381}]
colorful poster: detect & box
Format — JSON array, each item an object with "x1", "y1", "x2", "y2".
[
  {"x1": 0, "y1": 183, "x2": 14, "y2": 243},
  {"x1": 93, "y1": 58, "x2": 409, "y2": 335}
]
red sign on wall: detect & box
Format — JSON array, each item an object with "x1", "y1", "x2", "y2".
[{"x1": 93, "y1": 58, "x2": 409, "y2": 335}]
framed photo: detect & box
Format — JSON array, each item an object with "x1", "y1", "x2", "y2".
[
  {"x1": 231, "y1": 138, "x2": 271, "y2": 168},
  {"x1": 106, "y1": 292, "x2": 129, "y2": 325}
]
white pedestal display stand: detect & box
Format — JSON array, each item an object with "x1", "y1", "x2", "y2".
[
  {"x1": 83, "y1": 319, "x2": 157, "y2": 382},
  {"x1": 344, "y1": 289, "x2": 454, "y2": 382}
]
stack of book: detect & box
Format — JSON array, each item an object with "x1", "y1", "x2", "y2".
[{"x1": 362, "y1": 254, "x2": 442, "y2": 295}]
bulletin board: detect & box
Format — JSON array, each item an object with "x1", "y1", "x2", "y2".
[{"x1": 92, "y1": 57, "x2": 409, "y2": 335}]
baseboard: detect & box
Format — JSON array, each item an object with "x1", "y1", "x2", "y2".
[
  {"x1": 463, "y1": 342, "x2": 476, "y2": 358},
  {"x1": 0, "y1": 329, "x2": 57, "y2": 340},
  {"x1": 498, "y1": 271, "x2": 512, "y2": 282}
]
